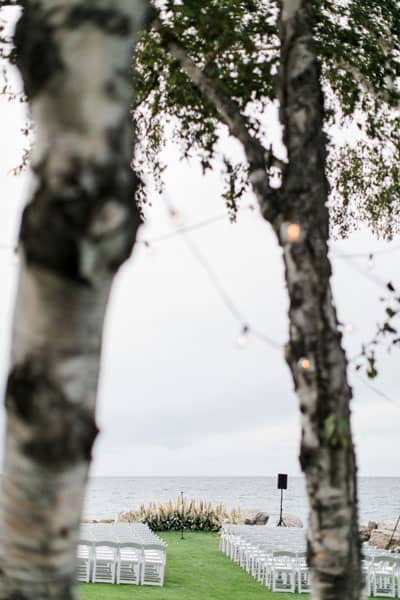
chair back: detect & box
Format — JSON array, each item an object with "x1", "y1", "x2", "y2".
[
  {"x1": 79, "y1": 538, "x2": 94, "y2": 546},
  {"x1": 93, "y1": 540, "x2": 118, "y2": 556}
]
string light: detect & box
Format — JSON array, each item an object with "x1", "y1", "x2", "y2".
[
  {"x1": 236, "y1": 325, "x2": 250, "y2": 348},
  {"x1": 138, "y1": 212, "x2": 234, "y2": 245},
  {"x1": 367, "y1": 253, "x2": 375, "y2": 270},
  {"x1": 339, "y1": 322, "x2": 355, "y2": 334},
  {"x1": 13, "y1": 246, "x2": 19, "y2": 265},
  {"x1": 353, "y1": 371, "x2": 400, "y2": 407},
  {"x1": 0, "y1": 242, "x2": 19, "y2": 265},
  {"x1": 280, "y1": 222, "x2": 304, "y2": 244},
  {"x1": 333, "y1": 250, "x2": 390, "y2": 291},
  {"x1": 142, "y1": 240, "x2": 156, "y2": 257},
  {"x1": 0, "y1": 209, "x2": 395, "y2": 406},
  {"x1": 169, "y1": 208, "x2": 184, "y2": 226},
  {"x1": 298, "y1": 357, "x2": 315, "y2": 373},
  {"x1": 337, "y1": 244, "x2": 400, "y2": 259}
]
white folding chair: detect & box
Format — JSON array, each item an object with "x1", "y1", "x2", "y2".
[
  {"x1": 256, "y1": 550, "x2": 273, "y2": 587},
  {"x1": 92, "y1": 541, "x2": 118, "y2": 584},
  {"x1": 296, "y1": 552, "x2": 311, "y2": 593},
  {"x1": 116, "y1": 542, "x2": 143, "y2": 585},
  {"x1": 271, "y1": 551, "x2": 296, "y2": 593},
  {"x1": 76, "y1": 539, "x2": 93, "y2": 583},
  {"x1": 141, "y1": 543, "x2": 167, "y2": 586},
  {"x1": 372, "y1": 556, "x2": 397, "y2": 598},
  {"x1": 362, "y1": 557, "x2": 374, "y2": 597},
  {"x1": 395, "y1": 558, "x2": 400, "y2": 599}
]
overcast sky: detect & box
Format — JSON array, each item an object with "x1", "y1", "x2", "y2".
[{"x1": 0, "y1": 10, "x2": 399, "y2": 478}]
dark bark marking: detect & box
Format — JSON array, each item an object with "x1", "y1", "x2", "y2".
[
  {"x1": 21, "y1": 156, "x2": 142, "y2": 282},
  {"x1": 6, "y1": 360, "x2": 99, "y2": 469},
  {"x1": 290, "y1": 281, "x2": 304, "y2": 309},
  {"x1": 14, "y1": 3, "x2": 64, "y2": 99},
  {"x1": 65, "y1": 6, "x2": 132, "y2": 36}
]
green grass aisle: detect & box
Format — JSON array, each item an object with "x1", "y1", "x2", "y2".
[{"x1": 80, "y1": 531, "x2": 308, "y2": 600}]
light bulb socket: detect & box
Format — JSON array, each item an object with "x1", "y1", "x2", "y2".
[
  {"x1": 237, "y1": 325, "x2": 250, "y2": 348},
  {"x1": 367, "y1": 254, "x2": 375, "y2": 270}
]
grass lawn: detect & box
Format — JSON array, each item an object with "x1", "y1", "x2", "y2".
[{"x1": 80, "y1": 531, "x2": 308, "y2": 600}]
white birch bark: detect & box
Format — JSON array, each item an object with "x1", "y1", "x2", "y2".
[
  {"x1": 0, "y1": 2, "x2": 151, "y2": 598},
  {"x1": 278, "y1": 2, "x2": 362, "y2": 599}
]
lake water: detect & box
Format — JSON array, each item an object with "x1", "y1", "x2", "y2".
[{"x1": 83, "y1": 476, "x2": 400, "y2": 526}]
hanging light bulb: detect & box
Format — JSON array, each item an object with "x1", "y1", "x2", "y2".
[
  {"x1": 367, "y1": 253, "x2": 375, "y2": 270},
  {"x1": 237, "y1": 325, "x2": 250, "y2": 348},
  {"x1": 169, "y1": 208, "x2": 184, "y2": 226},
  {"x1": 143, "y1": 240, "x2": 156, "y2": 256},
  {"x1": 280, "y1": 222, "x2": 304, "y2": 244},
  {"x1": 297, "y1": 356, "x2": 315, "y2": 373},
  {"x1": 338, "y1": 321, "x2": 355, "y2": 334},
  {"x1": 13, "y1": 245, "x2": 19, "y2": 266}
]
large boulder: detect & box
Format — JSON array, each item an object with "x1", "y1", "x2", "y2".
[
  {"x1": 254, "y1": 512, "x2": 270, "y2": 525},
  {"x1": 369, "y1": 528, "x2": 400, "y2": 550},
  {"x1": 276, "y1": 514, "x2": 303, "y2": 528},
  {"x1": 359, "y1": 526, "x2": 371, "y2": 543},
  {"x1": 244, "y1": 511, "x2": 269, "y2": 526},
  {"x1": 368, "y1": 521, "x2": 378, "y2": 531},
  {"x1": 369, "y1": 530, "x2": 391, "y2": 549}
]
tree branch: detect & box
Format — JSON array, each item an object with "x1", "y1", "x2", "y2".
[
  {"x1": 154, "y1": 19, "x2": 281, "y2": 223},
  {"x1": 0, "y1": 1, "x2": 22, "y2": 7}
]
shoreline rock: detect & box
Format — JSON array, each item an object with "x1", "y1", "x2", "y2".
[
  {"x1": 368, "y1": 527, "x2": 400, "y2": 550},
  {"x1": 81, "y1": 518, "x2": 115, "y2": 524},
  {"x1": 359, "y1": 526, "x2": 370, "y2": 543},
  {"x1": 275, "y1": 514, "x2": 303, "y2": 528},
  {"x1": 357, "y1": 520, "x2": 400, "y2": 551},
  {"x1": 243, "y1": 512, "x2": 269, "y2": 526}
]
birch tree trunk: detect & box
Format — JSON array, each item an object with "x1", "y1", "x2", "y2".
[
  {"x1": 0, "y1": 2, "x2": 150, "y2": 598},
  {"x1": 277, "y1": 2, "x2": 362, "y2": 598},
  {"x1": 158, "y1": 1, "x2": 363, "y2": 598}
]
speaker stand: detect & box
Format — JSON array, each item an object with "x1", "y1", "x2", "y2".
[{"x1": 277, "y1": 488, "x2": 287, "y2": 527}]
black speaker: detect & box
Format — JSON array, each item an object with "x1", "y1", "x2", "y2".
[{"x1": 277, "y1": 473, "x2": 288, "y2": 490}]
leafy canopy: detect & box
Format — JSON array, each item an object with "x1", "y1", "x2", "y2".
[{"x1": 133, "y1": 0, "x2": 400, "y2": 237}]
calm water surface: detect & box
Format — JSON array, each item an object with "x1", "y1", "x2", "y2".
[{"x1": 83, "y1": 476, "x2": 400, "y2": 525}]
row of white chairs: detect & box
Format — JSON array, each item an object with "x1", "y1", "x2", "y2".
[
  {"x1": 77, "y1": 523, "x2": 167, "y2": 586},
  {"x1": 364, "y1": 556, "x2": 400, "y2": 598},
  {"x1": 220, "y1": 526, "x2": 400, "y2": 597},
  {"x1": 79, "y1": 523, "x2": 167, "y2": 549},
  {"x1": 220, "y1": 526, "x2": 310, "y2": 592},
  {"x1": 221, "y1": 525, "x2": 306, "y2": 553}
]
